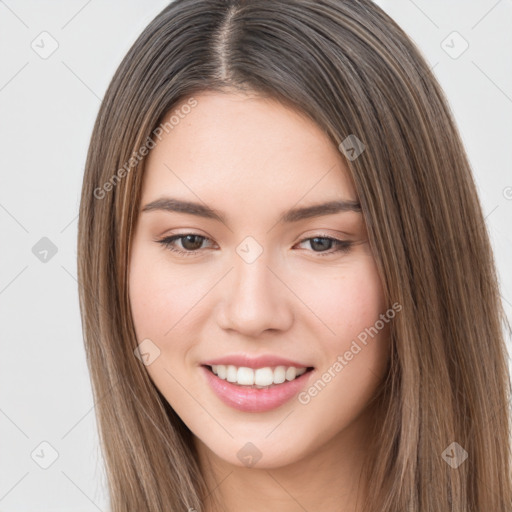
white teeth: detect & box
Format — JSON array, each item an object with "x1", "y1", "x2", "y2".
[
  {"x1": 285, "y1": 367, "x2": 296, "y2": 381},
  {"x1": 274, "y1": 366, "x2": 286, "y2": 384},
  {"x1": 254, "y1": 367, "x2": 274, "y2": 386},
  {"x1": 209, "y1": 364, "x2": 309, "y2": 387},
  {"x1": 226, "y1": 365, "x2": 237, "y2": 382},
  {"x1": 237, "y1": 367, "x2": 254, "y2": 385},
  {"x1": 216, "y1": 365, "x2": 227, "y2": 379}
]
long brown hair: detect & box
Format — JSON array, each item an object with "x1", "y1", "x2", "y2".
[{"x1": 77, "y1": 0, "x2": 512, "y2": 510}]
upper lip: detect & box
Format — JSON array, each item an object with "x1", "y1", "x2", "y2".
[{"x1": 202, "y1": 354, "x2": 313, "y2": 369}]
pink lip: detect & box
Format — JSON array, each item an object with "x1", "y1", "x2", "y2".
[
  {"x1": 201, "y1": 354, "x2": 312, "y2": 369},
  {"x1": 201, "y1": 365, "x2": 315, "y2": 413}
]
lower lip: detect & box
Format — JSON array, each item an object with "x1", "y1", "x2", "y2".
[{"x1": 201, "y1": 365, "x2": 314, "y2": 413}]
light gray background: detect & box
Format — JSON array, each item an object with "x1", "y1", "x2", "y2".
[{"x1": 1, "y1": 1, "x2": 511, "y2": 510}]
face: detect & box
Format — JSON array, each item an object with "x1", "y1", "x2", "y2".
[{"x1": 128, "y1": 89, "x2": 391, "y2": 470}]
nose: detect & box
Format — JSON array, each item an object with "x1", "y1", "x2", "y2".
[{"x1": 216, "y1": 252, "x2": 294, "y2": 338}]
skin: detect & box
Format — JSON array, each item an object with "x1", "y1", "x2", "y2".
[{"x1": 128, "y1": 89, "x2": 391, "y2": 512}]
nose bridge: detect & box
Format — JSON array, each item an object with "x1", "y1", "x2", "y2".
[
  {"x1": 232, "y1": 247, "x2": 278, "y2": 310},
  {"x1": 233, "y1": 249, "x2": 272, "y2": 298},
  {"x1": 218, "y1": 241, "x2": 293, "y2": 335}
]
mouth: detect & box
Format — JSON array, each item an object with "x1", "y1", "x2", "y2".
[
  {"x1": 202, "y1": 364, "x2": 315, "y2": 389},
  {"x1": 201, "y1": 363, "x2": 315, "y2": 412}
]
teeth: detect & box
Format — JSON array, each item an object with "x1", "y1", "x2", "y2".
[
  {"x1": 274, "y1": 366, "x2": 286, "y2": 384},
  {"x1": 226, "y1": 365, "x2": 237, "y2": 383},
  {"x1": 285, "y1": 367, "x2": 296, "y2": 381},
  {"x1": 237, "y1": 366, "x2": 255, "y2": 385},
  {"x1": 210, "y1": 364, "x2": 308, "y2": 387},
  {"x1": 254, "y1": 367, "x2": 273, "y2": 386},
  {"x1": 217, "y1": 365, "x2": 227, "y2": 379}
]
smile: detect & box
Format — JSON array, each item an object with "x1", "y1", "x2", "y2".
[
  {"x1": 201, "y1": 364, "x2": 315, "y2": 412},
  {"x1": 208, "y1": 364, "x2": 310, "y2": 388}
]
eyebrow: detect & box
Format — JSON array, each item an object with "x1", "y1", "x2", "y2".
[{"x1": 141, "y1": 197, "x2": 361, "y2": 224}]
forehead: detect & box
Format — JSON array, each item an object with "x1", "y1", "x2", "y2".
[{"x1": 142, "y1": 90, "x2": 357, "y2": 209}]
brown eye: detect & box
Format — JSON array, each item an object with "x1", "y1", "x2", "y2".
[
  {"x1": 179, "y1": 234, "x2": 205, "y2": 251},
  {"x1": 158, "y1": 233, "x2": 212, "y2": 256}
]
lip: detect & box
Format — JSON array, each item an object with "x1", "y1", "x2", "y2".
[
  {"x1": 201, "y1": 354, "x2": 312, "y2": 369},
  {"x1": 201, "y1": 365, "x2": 315, "y2": 413}
]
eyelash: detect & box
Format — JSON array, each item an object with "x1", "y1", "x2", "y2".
[{"x1": 157, "y1": 233, "x2": 353, "y2": 258}]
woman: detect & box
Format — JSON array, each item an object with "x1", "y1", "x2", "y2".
[{"x1": 77, "y1": 0, "x2": 512, "y2": 510}]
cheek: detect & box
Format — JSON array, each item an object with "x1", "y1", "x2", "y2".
[
  {"x1": 128, "y1": 248, "x2": 203, "y2": 402},
  {"x1": 128, "y1": 244, "x2": 199, "y2": 342},
  {"x1": 294, "y1": 255, "x2": 391, "y2": 405},
  {"x1": 298, "y1": 256, "x2": 386, "y2": 343},
  {"x1": 291, "y1": 258, "x2": 390, "y2": 441}
]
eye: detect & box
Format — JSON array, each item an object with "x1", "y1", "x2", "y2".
[
  {"x1": 157, "y1": 233, "x2": 213, "y2": 256},
  {"x1": 157, "y1": 233, "x2": 353, "y2": 258},
  {"x1": 294, "y1": 236, "x2": 353, "y2": 257}
]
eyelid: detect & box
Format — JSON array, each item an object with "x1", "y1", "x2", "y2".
[
  {"x1": 155, "y1": 232, "x2": 216, "y2": 256},
  {"x1": 156, "y1": 231, "x2": 354, "y2": 258}
]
